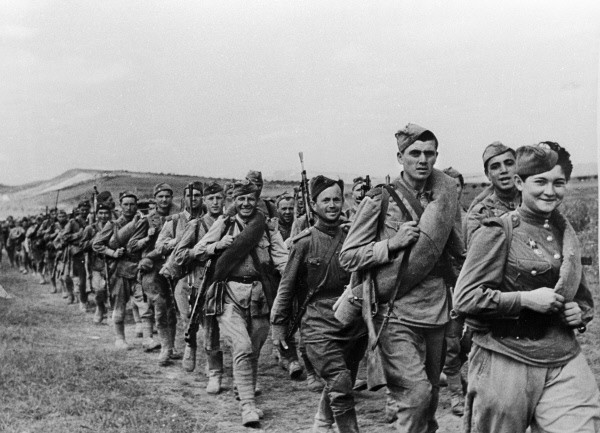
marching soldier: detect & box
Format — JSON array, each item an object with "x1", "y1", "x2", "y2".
[
  {"x1": 272, "y1": 175, "x2": 368, "y2": 433},
  {"x1": 275, "y1": 193, "x2": 295, "y2": 242},
  {"x1": 81, "y1": 203, "x2": 113, "y2": 324},
  {"x1": 41, "y1": 209, "x2": 59, "y2": 292},
  {"x1": 345, "y1": 177, "x2": 368, "y2": 221},
  {"x1": 339, "y1": 123, "x2": 463, "y2": 432},
  {"x1": 246, "y1": 170, "x2": 277, "y2": 218},
  {"x1": 128, "y1": 183, "x2": 180, "y2": 364},
  {"x1": 27, "y1": 215, "x2": 47, "y2": 284},
  {"x1": 464, "y1": 142, "x2": 520, "y2": 246},
  {"x1": 196, "y1": 179, "x2": 288, "y2": 427},
  {"x1": 165, "y1": 181, "x2": 225, "y2": 393},
  {"x1": 92, "y1": 191, "x2": 142, "y2": 350},
  {"x1": 68, "y1": 201, "x2": 92, "y2": 311},
  {"x1": 52, "y1": 210, "x2": 72, "y2": 301}
]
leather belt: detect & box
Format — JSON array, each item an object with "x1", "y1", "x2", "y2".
[{"x1": 228, "y1": 276, "x2": 260, "y2": 284}]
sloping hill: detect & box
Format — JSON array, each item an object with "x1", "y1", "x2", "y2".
[{"x1": 0, "y1": 169, "x2": 298, "y2": 218}]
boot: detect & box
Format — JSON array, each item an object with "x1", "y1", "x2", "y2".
[
  {"x1": 167, "y1": 325, "x2": 182, "y2": 359},
  {"x1": 157, "y1": 328, "x2": 172, "y2": 366},
  {"x1": 206, "y1": 351, "x2": 224, "y2": 394},
  {"x1": 93, "y1": 307, "x2": 104, "y2": 325},
  {"x1": 240, "y1": 401, "x2": 261, "y2": 427},
  {"x1": 114, "y1": 322, "x2": 131, "y2": 350},
  {"x1": 79, "y1": 301, "x2": 87, "y2": 312},
  {"x1": 288, "y1": 360, "x2": 303, "y2": 380},
  {"x1": 333, "y1": 408, "x2": 360, "y2": 433},
  {"x1": 182, "y1": 344, "x2": 196, "y2": 372},
  {"x1": 447, "y1": 373, "x2": 465, "y2": 416},
  {"x1": 142, "y1": 320, "x2": 160, "y2": 351},
  {"x1": 312, "y1": 391, "x2": 335, "y2": 433},
  {"x1": 306, "y1": 372, "x2": 325, "y2": 392},
  {"x1": 135, "y1": 321, "x2": 143, "y2": 338}
]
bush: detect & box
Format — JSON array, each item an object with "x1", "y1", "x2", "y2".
[{"x1": 562, "y1": 198, "x2": 591, "y2": 233}]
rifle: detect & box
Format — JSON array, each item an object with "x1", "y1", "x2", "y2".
[
  {"x1": 54, "y1": 189, "x2": 60, "y2": 210},
  {"x1": 298, "y1": 152, "x2": 313, "y2": 227},
  {"x1": 86, "y1": 187, "x2": 99, "y2": 293},
  {"x1": 184, "y1": 258, "x2": 213, "y2": 348},
  {"x1": 292, "y1": 186, "x2": 300, "y2": 219}
]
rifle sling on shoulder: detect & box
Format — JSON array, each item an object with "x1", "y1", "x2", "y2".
[
  {"x1": 371, "y1": 184, "x2": 420, "y2": 349},
  {"x1": 285, "y1": 227, "x2": 344, "y2": 339}
]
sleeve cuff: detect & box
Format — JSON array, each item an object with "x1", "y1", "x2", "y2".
[
  {"x1": 499, "y1": 292, "x2": 522, "y2": 315},
  {"x1": 374, "y1": 240, "x2": 391, "y2": 263},
  {"x1": 271, "y1": 325, "x2": 288, "y2": 342}
]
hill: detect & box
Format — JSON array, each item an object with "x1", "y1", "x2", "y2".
[{"x1": 0, "y1": 169, "x2": 299, "y2": 218}]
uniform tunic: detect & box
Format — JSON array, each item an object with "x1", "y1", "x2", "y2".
[{"x1": 463, "y1": 190, "x2": 519, "y2": 247}]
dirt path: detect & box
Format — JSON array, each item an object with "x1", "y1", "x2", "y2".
[{"x1": 1, "y1": 263, "x2": 464, "y2": 433}]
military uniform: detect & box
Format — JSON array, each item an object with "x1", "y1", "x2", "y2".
[
  {"x1": 128, "y1": 202, "x2": 179, "y2": 360},
  {"x1": 92, "y1": 211, "x2": 141, "y2": 349},
  {"x1": 454, "y1": 209, "x2": 599, "y2": 432},
  {"x1": 272, "y1": 220, "x2": 367, "y2": 432},
  {"x1": 197, "y1": 180, "x2": 288, "y2": 426},
  {"x1": 41, "y1": 216, "x2": 59, "y2": 292},
  {"x1": 463, "y1": 190, "x2": 519, "y2": 247}
]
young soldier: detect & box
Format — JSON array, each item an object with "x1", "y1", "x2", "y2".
[
  {"x1": 339, "y1": 123, "x2": 463, "y2": 433},
  {"x1": 81, "y1": 203, "x2": 113, "y2": 324},
  {"x1": 275, "y1": 193, "x2": 295, "y2": 242},
  {"x1": 27, "y1": 215, "x2": 47, "y2": 284},
  {"x1": 246, "y1": 170, "x2": 277, "y2": 218},
  {"x1": 128, "y1": 183, "x2": 179, "y2": 363},
  {"x1": 464, "y1": 142, "x2": 520, "y2": 246},
  {"x1": 196, "y1": 180, "x2": 288, "y2": 427},
  {"x1": 345, "y1": 177, "x2": 368, "y2": 221},
  {"x1": 272, "y1": 175, "x2": 368, "y2": 433},
  {"x1": 67, "y1": 200, "x2": 93, "y2": 311},
  {"x1": 92, "y1": 191, "x2": 141, "y2": 350},
  {"x1": 165, "y1": 181, "x2": 225, "y2": 393},
  {"x1": 41, "y1": 208, "x2": 59, "y2": 292},
  {"x1": 52, "y1": 210, "x2": 72, "y2": 301}
]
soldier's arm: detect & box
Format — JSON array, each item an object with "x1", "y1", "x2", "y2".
[
  {"x1": 573, "y1": 272, "x2": 594, "y2": 325},
  {"x1": 270, "y1": 239, "x2": 307, "y2": 341},
  {"x1": 79, "y1": 225, "x2": 95, "y2": 252},
  {"x1": 339, "y1": 191, "x2": 392, "y2": 272},
  {"x1": 453, "y1": 222, "x2": 521, "y2": 318},
  {"x1": 154, "y1": 219, "x2": 175, "y2": 257},
  {"x1": 464, "y1": 204, "x2": 487, "y2": 248},
  {"x1": 126, "y1": 217, "x2": 150, "y2": 253},
  {"x1": 268, "y1": 227, "x2": 288, "y2": 274},
  {"x1": 92, "y1": 221, "x2": 120, "y2": 258},
  {"x1": 194, "y1": 216, "x2": 228, "y2": 259},
  {"x1": 172, "y1": 220, "x2": 201, "y2": 267}
]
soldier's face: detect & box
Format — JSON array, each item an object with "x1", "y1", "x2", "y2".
[
  {"x1": 515, "y1": 165, "x2": 566, "y2": 216},
  {"x1": 205, "y1": 192, "x2": 224, "y2": 217},
  {"x1": 155, "y1": 191, "x2": 173, "y2": 210},
  {"x1": 120, "y1": 197, "x2": 138, "y2": 218},
  {"x1": 186, "y1": 189, "x2": 203, "y2": 211},
  {"x1": 486, "y1": 152, "x2": 516, "y2": 192},
  {"x1": 454, "y1": 178, "x2": 464, "y2": 199},
  {"x1": 312, "y1": 184, "x2": 343, "y2": 223},
  {"x1": 50, "y1": 210, "x2": 57, "y2": 219},
  {"x1": 397, "y1": 140, "x2": 438, "y2": 184},
  {"x1": 79, "y1": 206, "x2": 90, "y2": 219},
  {"x1": 352, "y1": 184, "x2": 365, "y2": 205},
  {"x1": 57, "y1": 212, "x2": 67, "y2": 224},
  {"x1": 277, "y1": 198, "x2": 294, "y2": 224},
  {"x1": 235, "y1": 193, "x2": 257, "y2": 218},
  {"x1": 97, "y1": 209, "x2": 110, "y2": 223}
]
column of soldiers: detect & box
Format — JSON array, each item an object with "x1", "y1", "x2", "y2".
[{"x1": 1, "y1": 124, "x2": 598, "y2": 432}]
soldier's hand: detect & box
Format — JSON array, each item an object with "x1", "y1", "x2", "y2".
[
  {"x1": 267, "y1": 217, "x2": 279, "y2": 232},
  {"x1": 114, "y1": 247, "x2": 125, "y2": 258},
  {"x1": 387, "y1": 221, "x2": 420, "y2": 252},
  {"x1": 560, "y1": 301, "x2": 583, "y2": 327},
  {"x1": 216, "y1": 235, "x2": 234, "y2": 251},
  {"x1": 521, "y1": 287, "x2": 564, "y2": 314},
  {"x1": 148, "y1": 227, "x2": 156, "y2": 237},
  {"x1": 272, "y1": 338, "x2": 288, "y2": 351}
]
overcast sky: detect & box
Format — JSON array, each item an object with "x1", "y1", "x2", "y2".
[{"x1": 1, "y1": 0, "x2": 599, "y2": 185}]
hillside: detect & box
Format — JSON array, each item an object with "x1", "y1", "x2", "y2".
[{"x1": 0, "y1": 169, "x2": 298, "y2": 218}]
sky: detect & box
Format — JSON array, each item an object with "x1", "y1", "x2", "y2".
[{"x1": 1, "y1": 0, "x2": 599, "y2": 185}]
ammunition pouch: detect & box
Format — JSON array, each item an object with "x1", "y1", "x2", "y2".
[{"x1": 204, "y1": 281, "x2": 225, "y2": 317}]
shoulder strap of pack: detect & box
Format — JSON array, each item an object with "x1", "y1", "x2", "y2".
[{"x1": 382, "y1": 184, "x2": 414, "y2": 222}]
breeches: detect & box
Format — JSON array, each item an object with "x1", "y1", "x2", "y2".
[
  {"x1": 465, "y1": 345, "x2": 600, "y2": 433},
  {"x1": 306, "y1": 336, "x2": 367, "y2": 416},
  {"x1": 375, "y1": 316, "x2": 446, "y2": 433},
  {"x1": 133, "y1": 273, "x2": 176, "y2": 330},
  {"x1": 71, "y1": 255, "x2": 87, "y2": 302}
]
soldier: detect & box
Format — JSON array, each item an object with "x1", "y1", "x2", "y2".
[
  {"x1": 339, "y1": 123, "x2": 463, "y2": 433},
  {"x1": 246, "y1": 170, "x2": 277, "y2": 218},
  {"x1": 345, "y1": 177, "x2": 368, "y2": 221},
  {"x1": 165, "y1": 181, "x2": 225, "y2": 393},
  {"x1": 97, "y1": 190, "x2": 119, "y2": 220},
  {"x1": 69, "y1": 201, "x2": 92, "y2": 311},
  {"x1": 454, "y1": 143, "x2": 600, "y2": 432},
  {"x1": 196, "y1": 179, "x2": 288, "y2": 427},
  {"x1": 275, "y1": 193, "x2": 295, "y2": 242},
  {"x1": 27, "y1": 215, "x2": 47, "y2": 284},
  {"x1": 223, "y1": 181, "x2": 235, "y2": 209},
  {"x1": 464, "y1": 142, "x2": 520, "y2": 246},
  {"x1": 92, "y1": 191, "x2": 142, "y2": 350},
  {"x1": 272, "y1": 175, "x2": 368, "y2": 433},
  {"x1": 41, "y1": 208, "x2": 59, "y2": 292},
  {"x1": 128, "y1": 183, "x2": 180, "y2": 363},
  {"x1": 81, "y1": 203, "x2": 113, "y2": 324},
  {"x1": 52, "y1": 210, "x2": 72, "y2": 300}
]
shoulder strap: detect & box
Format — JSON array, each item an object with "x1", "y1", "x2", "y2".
[
  {"x1": 392, "y1": 180, "x2": 425, "y2": 219},
  {"x1": 382, "y1": 185, "x2": 414, "y2": 222}
]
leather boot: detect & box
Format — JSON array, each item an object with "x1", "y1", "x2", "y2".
[
  {"x1": 182, "y1": 344, "x2": 196, "y2": 372},
  {"x1": 157, "y1": 328, "x2": 172, "y2": 366},
  {"x1": 240, "y1": 400, "x2": 261, "y2": 427},
  {"x1": 206, "y1": 351, "x2": 223, "y2": 394},
  {"x1": 333, "y1": 408, "x2": 360, "y2": 433},
  {"x1": 306, "y1": 372, "x2": 325, "y2": 392},
  {"x1": 142, "y1": 319, "x2": 160, "y2": 352},
  {"x1": 447, "y1": 373, "x2": 465, "y2": 416},
  {"x1": 114, "y1": 322, "x2": 131, "y2": 350}
]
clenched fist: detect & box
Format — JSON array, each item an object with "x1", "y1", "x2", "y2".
[{"x1": 388, "y1": 221, "x2": 420, "y2": 252}]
